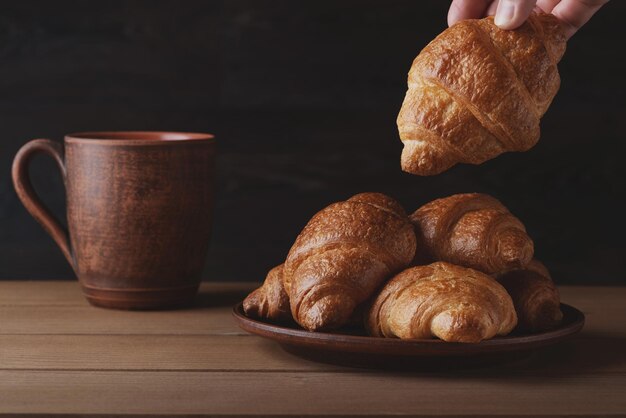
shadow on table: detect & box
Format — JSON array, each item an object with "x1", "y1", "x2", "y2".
[
  {"x1": 486, "y1": 331, "x2": 626, "y2": 378},
  {"x1": 404, "y1": 332, "x2": 626, "y2": 377},
  {"x1": 278, "y1": 331, "x2": 626, "y2": 378}
]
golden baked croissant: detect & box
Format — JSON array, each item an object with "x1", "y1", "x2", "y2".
[
  {"x1": 397, "y1": 13, "x2": 566, "y2": 175},
  {"x1": 411, "y1": 193, "x2": 533, "y2": 275},
  {"x1": 283, "y1": 193, "x2": 417, "y2": 331},
  {"x1": 497, "y1": 259, "x2": 563, "y2": 332},
  {"x1": 367, "y1": 262, "x2": 517, "y2": 342},
  {"x1": 243, "y1": 264, "x2": 292, "y2": 322}
]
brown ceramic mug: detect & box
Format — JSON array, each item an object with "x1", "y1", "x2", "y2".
[{"x1": 12, "y1": 131, "x2": 215, "y2": 310}]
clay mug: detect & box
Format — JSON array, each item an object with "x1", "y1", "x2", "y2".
[{"x1": 12, "y1": 131, "x2": 215, "y2": 310}]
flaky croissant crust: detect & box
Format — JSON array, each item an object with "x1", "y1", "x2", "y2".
[
  {"x1": 283, "y1": 193, "x2": 416, "y2": 331},
  {"x1": 497, "y1": 260, "x2": 563, "y2": 332},
  {"x1": 411, "y1": 193, "x2": 534, "y2": 275},
  {"x1": 243, "y1": 264, "x2": 292, "y2": 322},
  {"x1": 398, "y1": 13, "x2": 566, "y2": 175},
  {"x1": 367, "y1": 262, "x2": 517, "y2": 343}
]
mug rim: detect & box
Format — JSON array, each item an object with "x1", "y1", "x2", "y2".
[{"x1": 65, "y1": 131, "x2": 215, "y2": 145}]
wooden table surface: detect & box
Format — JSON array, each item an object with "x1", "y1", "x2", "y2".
[{"x1": 0, "y1": 281, "x2": 625, "y2": 417}]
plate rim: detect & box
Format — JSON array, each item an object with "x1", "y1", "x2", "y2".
[{"x1": 232, "y1": 302, "x2": 585, "y2": 355}]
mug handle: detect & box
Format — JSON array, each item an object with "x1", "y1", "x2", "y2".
[{"x1": 12, "y1": 139, "x2": 75, "y2": 270}]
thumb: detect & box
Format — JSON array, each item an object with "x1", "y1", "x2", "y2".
[{"x1": 494, "y1": 0, "x2": 537, "y2": 29}]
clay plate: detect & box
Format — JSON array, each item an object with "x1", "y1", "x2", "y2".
[{"x1": 232, "y1": 303, "x2": 585, "y2": 369}]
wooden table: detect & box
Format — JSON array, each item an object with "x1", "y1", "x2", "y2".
[{"x1": 1, "y1": 281, "x2": 624, "y2": 417}]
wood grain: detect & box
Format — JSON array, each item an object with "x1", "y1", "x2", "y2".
[
  {"x1": 0, "y1": 305, "x2": 245, "y2": 335},
  {"x1": 0, "y1": 335, "x2": 338, "y2": 371},
  {"x1": 0, "y1": 282, "x2": 255, "y2": 335},
  {"x1": 3, "y1": 281, "x2": 619, "y2": 307},
  {"x1": 0, "y1": 332, "x2": 623, "y2": 374},
  {"x1": 2, "y1": 283, "x2": 623, "y2": 336},
  {"x1": 0, "y1": 281, "x2": 255, "y2": 306},
  {"x1": 1, "y1": 370, "x2": 625, "y2": 416},
  {"x1": 0, "y1": 281, "x2": 624, "y2": 417}
]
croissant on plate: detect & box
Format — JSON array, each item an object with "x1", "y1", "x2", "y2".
[
  {"x1": 283, "y1": 193, "x2": 417, "y2": 331},
  {"x1": 397, "y1": 13, "x2": 566, "y2": 175},
  {"x1": 367, "y1": 262, "x2": 517, "y2": 343},
  {"x1": 411, "y1": 193, "x2": 534, "y2": 275},
  {"x1": 243, "y1": 264, "x2": 292, "y2": 322},
  {"x1": 497, "y1": 259, "x2": 563, "y2": 332}
]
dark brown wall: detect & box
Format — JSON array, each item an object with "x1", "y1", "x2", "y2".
[{"x1": 1, "y1": 0, "x2": 624, "y2": 284}]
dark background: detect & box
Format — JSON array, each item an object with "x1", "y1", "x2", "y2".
[{"x1": 0, "y1": 0, "x2": 624, "y2": 284}]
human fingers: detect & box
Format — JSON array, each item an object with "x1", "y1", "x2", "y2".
[
  {"x1": 448, "y1": 0, "x2": 493, "y2": 26},
  {"x1": 550, "y1": 0, "x2": 609, "y2": 39},
  {"x1": 536, "y1": 0, "x2": 561, "y2": 13},
  {"x1": 494, "y1": 0, "x2": 538, "y2": 29},
  {"x1": 487, "y1": 0, "x2": 499, "y2": 16}
]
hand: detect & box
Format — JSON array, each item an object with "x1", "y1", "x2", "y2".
[{"x1": 447, "y1": 0, "x2": 609, "y2": 39}]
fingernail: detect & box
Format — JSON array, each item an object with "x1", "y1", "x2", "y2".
[{"x1": 495, "y1": 0, "x2": 516, "y2": 27}]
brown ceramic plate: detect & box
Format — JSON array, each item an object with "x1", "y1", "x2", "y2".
[{"x1": 232, "y1": 302, "x2": 585, "y2": 369}]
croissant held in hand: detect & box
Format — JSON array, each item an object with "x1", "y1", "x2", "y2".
[
  {"x1": 367, "y1": 262, "x2": 517, "y2": 343},
  {"x1": 497, "y1": 260, "x2": 563, "y2": 332},
  {"x1": 397, "y1": 13, "x2": 566, "y2": 175},
  {"x1": 411, "y1": 193, "x2": 533, "y2": 275},
  {"x1": 243, "y1": 264, "x2": 292, "y2": 322},
  {"x1": 283, "y1": 193, "x2": 416, "y2": 331}
]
